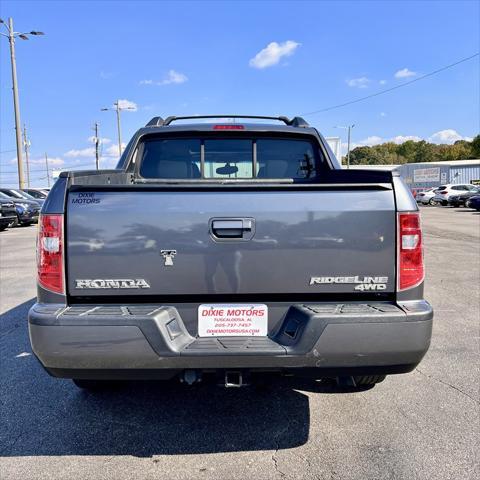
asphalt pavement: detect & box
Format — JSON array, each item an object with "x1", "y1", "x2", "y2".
[{"x1": 1, "y1": 206, "x2": 479, "y2": 480}]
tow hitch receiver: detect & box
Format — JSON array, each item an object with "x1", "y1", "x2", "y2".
[{"x1": 224, "y1": 371, "x2": 247, "y2": 388}]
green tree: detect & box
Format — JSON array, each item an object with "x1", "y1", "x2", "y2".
[{"x1": 470, "y1": 135, "x2": 480, "y2": 158}]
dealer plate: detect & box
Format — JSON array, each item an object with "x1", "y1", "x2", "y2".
[{"x1": 198, "y1": 304, "x2": 268, "y2": 337}]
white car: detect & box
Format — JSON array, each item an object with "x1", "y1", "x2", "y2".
[
  {"x1": 432, "y1": 184, "x2": 478, "y2": 206},
  {"x1": 416, "y1": 188, "x2": 437, "y2": 205}
]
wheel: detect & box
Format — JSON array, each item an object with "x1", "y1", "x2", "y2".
[
  {"x1": 428, "y1": 198, "x2": 436, "y2": 205},
  {"x1": 465, "y1": 200, "x2": 471, "y2": 208},
  {"x1": 353, "y1": 375, "x2": 386, "y2": 386},
  {"x1": 72, "y1": 379, "x2": 122, "y2": 391}
]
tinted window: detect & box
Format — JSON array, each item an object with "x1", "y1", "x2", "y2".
[
  {"x1": 1, "y1": 189, "x2": 21, "y2": 198},
  {"x1": 25, "y1": 190, "x2": 43, "y2": 198},
  {"x1": 204, "y1": 139, "x2": 252, "y2": 178},
  {"x1": 256, "y1": 139, "x2": 316, "y2": 178},
  {"x1": 139, "y1": 139, "x2": 201, "y2": 178},
  {"x1": 138, "y1": 137, "x2": 321, "y2": 179}
]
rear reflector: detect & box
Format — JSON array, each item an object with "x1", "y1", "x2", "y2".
[
  {"x1": 397, "y1": 212, "x2": 424, "y2": 291},
  {"x1": 37, "y1": 214, "x2": 64, "y2": 294},
  {"x1": 213, "y1": 125, "x2": 245, "y2": 130}
]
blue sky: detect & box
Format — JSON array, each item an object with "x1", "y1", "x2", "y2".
[{"x1": 1, "y1": 0, "x2": 479, "y2": 187}]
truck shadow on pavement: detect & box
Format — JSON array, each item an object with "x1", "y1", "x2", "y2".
[{"x1": 1, "y1": 299, "x2": 352, "y2": 458}]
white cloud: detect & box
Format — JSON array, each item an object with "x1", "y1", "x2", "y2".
[
  {"x1": 346, "y1": 77, "x2": 370, "y2": 88},
  {"x1": 8, "y1": 156, "x2": 64, "y2": 168},
  {"x1": 429, "y1": 129, "x2": 473, "y2": 144},
  {"x1": 116, "y1": 99, "x2": 138, "y2": 111},
  {"x1": 100, "y1": 71, "x2": 114, "y2": 80},
  {"x1": 162, "y1": 69, "x2": 188, "y2": 85},
  {"x1": 390, "y1": 135, "x2": 422, "y2": 144},
  {"x1": 249, "y1": 40, "x2": 300, "y2": 69},
  {"x1": 87, "y1": 136, "x2": 111, "y2": 144},
  {"x1": 140, "y1": 70, "x2": 188, "y2": 86},
  {"x1": 103, "y1": 143, "x2": 126, "y2": 157},
  {"x1": 32, "y1": 156, "x2": 64, "y2": 166},
  {"x1": 394, "y1": 68, "x2": 417, "y2": 79},
  {"x1": 64, "y1": 147, "x2": 95, "y2": 158},
  {"x1": 358, "y1": 136, "x2": 384, "y2": 146}
]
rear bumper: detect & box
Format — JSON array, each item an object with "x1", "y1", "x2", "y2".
[
  {"x1": 18, "y1": 211, "x2": 39, "y2": 223},
  {"x1": 28, "y1": 301, "x2": 433, "y2": 379}
]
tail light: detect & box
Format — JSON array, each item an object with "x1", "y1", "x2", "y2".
[
  {"x1": 37, "y1": 214, "x2": 64, "y2": 294},
  {"x1": 438, "y1": 190, "x2": 447, "y2": 195},
  {"x1": 397, "y1": 212, "x2": 424, "y2": 291}
]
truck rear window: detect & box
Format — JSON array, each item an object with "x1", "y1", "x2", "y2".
[{"x1": 138, "y1": 137, "x2": 321, "y2": 179}]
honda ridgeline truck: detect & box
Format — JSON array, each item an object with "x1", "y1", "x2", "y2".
[{"x1": 29, "y1": 115, "x2": 433, "y2": 390}]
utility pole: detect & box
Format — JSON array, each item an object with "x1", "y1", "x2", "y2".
[
  {"x1": 0, "y1": 18, "x2": 44, "y2": 188},
  {"x1": 23, "y1": 124, "x2": 31, "y2": 187},
  {"x1": 94, "y1": 122, "x2": 100, "y2": 170},
  {"x1": 44, "y1": 152, "x2": 50, "y2": 187}
]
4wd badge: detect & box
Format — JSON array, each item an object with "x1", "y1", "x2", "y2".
[{"x1": 310, "y1": 276, "x2": 388, "y2": 291}]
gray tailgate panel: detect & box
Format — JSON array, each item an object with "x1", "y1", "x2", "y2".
[{"x1": 67, "y1": 190, "x2": 396, "y2": 296}]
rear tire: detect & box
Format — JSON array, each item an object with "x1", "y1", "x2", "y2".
[
  {"x1": 72, "y1": 379, "x2": 121, "y2": 391},
  {"x1": 353, "y1": 375, "x2": 386, "y2": 386},
  {"x1": 428, "y1": 198, "x2": 436, "y2": 205}
]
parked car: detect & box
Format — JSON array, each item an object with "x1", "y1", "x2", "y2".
[
  {"x1": 0, "y1": 188, "x2": 45, "y2": 207},
  {"x1": 432, "y1": 184, "x2": 478, "y2": 206},
  {"x1": 0, "y1": 194, "x2": 17, "y2": 231},
  {"x1": 448, "y1": 188, "x2": 480, "y2": 207},
  {"x1": 29, "y1": 114, "x2": 433, "y2": 392},
  {"x1": 0, "y1": 191, "x2": 41, "y2": 226},
  {"x1": 466, "y1": 195, "x2": 480, "y2": 210},
  {"x1": 23, "y1": 188, "x2": 49, "y2": 200},
  {"x1": 416, "y1": 188, "x2": 437, "y2": 205}
]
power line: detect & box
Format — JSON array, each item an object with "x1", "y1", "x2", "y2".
[{"x1": 301, "y1": 53, "x2": 479, "y2": 116}]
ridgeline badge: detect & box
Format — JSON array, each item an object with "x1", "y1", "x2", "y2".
[{"x1": 309, "y1": 276, "x2": 388, "y2": 291}]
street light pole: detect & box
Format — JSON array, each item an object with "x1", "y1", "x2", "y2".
[
  {"x1": 7, "y1": 18, "x2": 24, "y2": 188},
  {"x1": 0, "y1": 17, "x2": 44, "y2": 188},
  {"x1": 45, "y1": 152, "x2": 50, "y2": 187},
  {"x1": 101, "y1": 100, "x2": 135, "y2": 157},
  {"x1": 346, "y1": 125, "x2": 352, "y2": 169},
  {"x1": 115, "y1": 101, "x2": 122, "y2": 157},
  {"x1": 334, "y1": 124, "x2": 355, "y2": 169}
]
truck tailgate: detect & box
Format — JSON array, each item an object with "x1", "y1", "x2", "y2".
[{"x1": 66, "y1": 188, "x2": 396, "y2": 297}]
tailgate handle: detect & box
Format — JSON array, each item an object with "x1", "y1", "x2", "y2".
[{"x1": 211, "y1": 218, "x2": 254, "y2": 239}]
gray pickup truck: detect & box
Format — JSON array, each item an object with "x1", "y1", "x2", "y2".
[{"x1": 29, "y1": 115, "x2": 433, "y2": 390}]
